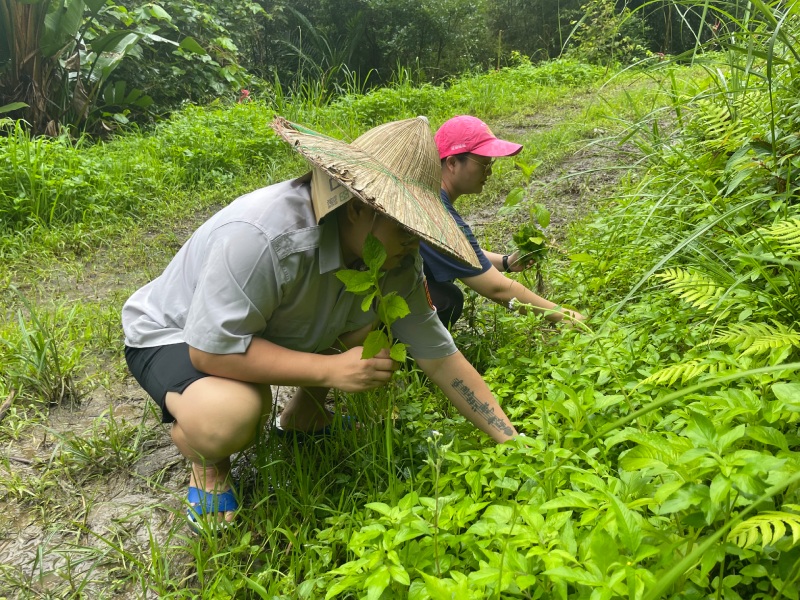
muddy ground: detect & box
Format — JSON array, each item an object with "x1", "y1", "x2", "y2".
[{"x1": 0, "y1": 102, "x2": 635, "y2": 598}]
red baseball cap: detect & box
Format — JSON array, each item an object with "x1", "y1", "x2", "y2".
[{"x1": 435, "y1": 115, "x2": 523, "y2": 159}]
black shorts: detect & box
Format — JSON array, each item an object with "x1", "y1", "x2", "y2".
[{"x1": 125, "y1": 343, "x2": 209, "y2": 423}]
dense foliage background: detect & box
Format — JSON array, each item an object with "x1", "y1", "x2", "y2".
[{"x1": 1, "y1": 0, "x2": 719, "y2": 136}]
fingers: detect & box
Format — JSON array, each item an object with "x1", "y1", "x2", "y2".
[
  {"x1": 334, "y1": 346, "x2": 401, "y2": 392},
  {"x1": 507, "y1": 250, "x2": 533, "y2": 272}
]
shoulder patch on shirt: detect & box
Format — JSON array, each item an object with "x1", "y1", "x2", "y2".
[{"x1": 423, "y1": 277, "x2": 435, "y2": 310}]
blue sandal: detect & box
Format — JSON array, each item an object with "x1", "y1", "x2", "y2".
[{"x1": 187, "y1": 485, "x2": 239, "y2": 530}]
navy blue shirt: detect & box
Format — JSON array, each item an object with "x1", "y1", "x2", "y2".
[{"x1": 420, "y1": 190, "x2": 492, "y2": 283}]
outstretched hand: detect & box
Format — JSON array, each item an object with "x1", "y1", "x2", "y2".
[
  {"x1": 507, "y1": 249, "x2": 534, "y2": 272},
  {"x1": 561, "y1": 309, "x2": 588, "y2": 329},
  {"x1": 328, "y1": 347, "x2": 400, "y2": 392}
]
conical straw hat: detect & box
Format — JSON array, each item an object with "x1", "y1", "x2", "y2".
[{"x1": 271, "y1": 116, "x2": 480, "y2": 268}]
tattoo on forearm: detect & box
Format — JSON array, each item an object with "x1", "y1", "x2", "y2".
[{"x1": 451, "y1": 378, "x2": 514, "y2": 436}]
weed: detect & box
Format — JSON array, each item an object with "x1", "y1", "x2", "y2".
[{"x1": 0, "y1": 289, "x2": 83, "y2": 407}]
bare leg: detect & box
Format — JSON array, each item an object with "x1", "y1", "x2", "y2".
[
  {"x1": 279, "y1": 385, "x2": 332, "y2": 431},
  {"x1": 278, "y1": 323, "x2": 374, "y2": 432},
  {"x1": 167, "y1": 378, "x2": 272, "y2": 521}
]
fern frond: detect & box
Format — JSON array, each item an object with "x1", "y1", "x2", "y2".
[
  {"x1": 639, "y1": 355, "x2": 744, "y2": 387},
  {"x1": 654, "y1": 267, "x2": 726, "y2": 311},
  {"x1": 693, "y1": 99, "x2": 751, "y2": 152},
  {"x1": 641, "y1": 359, "x2": 702, "y2": 387},
  {"x1": 711, "y1": 321, "x2": 800, "y2": 356},
  {"x1": 760, "y1": 218, "x2": 800, "y2": 254},
  {"x1": 728, "y1": 508, "x2": 800, "y2": 549}
]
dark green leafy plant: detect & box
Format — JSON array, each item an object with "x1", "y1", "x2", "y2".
[
  {"x1": 336, "y1": 233, "x2": 409, "y2": 362},
  {"x1": 503, "y1": 157, "x2": 551, "y2": 293}
]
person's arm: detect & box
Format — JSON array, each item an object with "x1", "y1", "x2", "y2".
[
  {"x1": 189, "y1": 338, "x2": 398, "y2": 393},
  {"x1": 482, "y1": 249, "x2": 530, "y2": 273},
  {"x1": 461, "y1": 266, "x2": 585, "y2": 323},
  {"x1": 482, "y1": 250, "x2": 506, "y2": 272},
  {"x1": 417, "y1": 352, "x2": 518, "y2": 443}
]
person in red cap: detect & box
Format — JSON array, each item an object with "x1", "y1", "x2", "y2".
[{"x1": 420, "y1": 115, "x2": 585, "y2": 327}]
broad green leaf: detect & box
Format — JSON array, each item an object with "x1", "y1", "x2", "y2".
[
  {"x1": 516, "y1": 574, "x2": 538, "y2": 589},
  {"x1": 709, "y1": 473, "x2": 732, "y2": 504},
  {"x1": 569, "y1": 253, "x2": 595, "y2": 263},
  {"x1": 468, "y1": 566, "x2": 503, "y2": 586},
  {"x1": 394, "y1": 525, "x2": 426, "y2": 544},
  {"x1": 514, "y1": 159, "x2": 541, "y2": 179},
  {"x1": 731, "y1": 473, "x2": 767, "y2": 498},
  {"x1": 482, "y1": 504, "x2": 514, "y2": 524},
  {"x1": 717, "y1": 423, "x2": 746, "y2": 452},
  {"x1": 85, "y1": 0, "x2": 105, "y2": 14},
  {"x1": 619, "y1": 445, "x2": 669, "y2": 472},
  {"x1": 608, "y1": 495, "x2": 642, "y2": 554},
  {"x1": 408, "y1": 581, "x2": 429, "y2": 600},
  {"x1": 365, "y1": 566, "x2": 391, "y2": 600},
  {"x1": 532, "y1": 203, "x2": 550, "y2": 227},
  {"x1": 366, "y1": 502, "x2": 392, "y2": 516},
  {"x1": 542, "y1": 566, "x2": 601, "y2": 585},
  {"x1": 360, "y1": 290, "x2": 377, "y2": 312},
  {"x1": 388, "y1": 564, "x2": 410, "y2": 586},
  {"x1": 179, "y1": 36, "x2": 208, "y2": 55},
  {"x1": 746, "y1": 425, "x2": 788, "y2": 451},
  {"x1": 242, "y1": 575, "x2": 271, "y2": 599},
  {"x1": 146, "y1": 4, "x2": 171, "y2": 21},
  {"x1": 541, "y1": 491, "x2": 596, "y2": 510},
  {"x1": 389, "y1": 343, "x2": 407, "y2": 363},
  {"x1": 653, "y1": 480, "x2": 684, "y2": 504},
  {"x1": 43, "y1": 0, "x2": 85, "y2": 57},
  {"x1": 491, "y1": 477, "x2": 519, "y2": 491},
  {"x1": 325, "y1": 575, "x2": 361, "y2": 600},
  {"x1": 378, "y1": 293, "x2": 410, "y2": 324},
  {"x1": 503, "y1": 187, "x2": 524, "y2": 207},
  {"x1": 362, "y1": 330, "x2": 389, "y2": 359},
  {"x1": 363, "y1": 233, "x2": 387, "y2": 272},
  {"x1": 740, "y1": 564, "x2": 768, "y2": 577},
  {"x1": 683, "y1": 412, "x2": 717, "y2": 447},
  {"x1": 90, "y1": 31, "x2": 141, "y2": 56},
  {"x1": 336, "y1": 270, "x2": 374, "y2": 294},
  {"x1": 772, "y1": 382, "x2": 800, "y2": 411}
]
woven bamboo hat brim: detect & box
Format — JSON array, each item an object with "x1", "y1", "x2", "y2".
[{"x1": 271, "y1": 116, "x2": 480, "y2": 268}]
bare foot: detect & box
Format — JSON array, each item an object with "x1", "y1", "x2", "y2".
[
  {"x1": 189, "y1": 458, "x2": 236, "y2": 524},
  {"x1": 278, "y1": 387, "x2": 333, "y2": 432}
]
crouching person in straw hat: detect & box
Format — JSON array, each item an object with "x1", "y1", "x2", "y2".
[{"x1": 122, "y1": 116, "x2": 521, "y2": 529}]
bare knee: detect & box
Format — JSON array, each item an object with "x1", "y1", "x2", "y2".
[{"x1": 167, "y1": 378, "x2": 271, "y2": 459}]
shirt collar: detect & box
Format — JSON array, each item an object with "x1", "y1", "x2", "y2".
[
  {"x1": 440, "y1": 188, "x2": 453, "y2": 209},
  {"x1": 318, "y1": 211, "x2": 345, "y2": 274}
]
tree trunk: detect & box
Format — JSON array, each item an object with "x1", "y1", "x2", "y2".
[{"x1": 1, "y1": 0, "x2": 54, "y2": 133}]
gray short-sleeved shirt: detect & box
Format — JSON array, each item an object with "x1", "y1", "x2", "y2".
[{"x1": 122, "y1": 176, "x2": 457, "y2": 360}]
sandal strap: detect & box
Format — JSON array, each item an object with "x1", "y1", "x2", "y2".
[{"x1": 187, "y1": 486, "x2": 239, "y2": 517}]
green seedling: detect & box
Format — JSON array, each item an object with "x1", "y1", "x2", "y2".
[
  {"x1": 511, "y1": 203, "x2": 551, "y2": 294},
  {"x1": 336, "y1": 234, "x2": 410, "y2": 362},
  {"x1": 500, "y1": 158, "x2": 551, "y2": 291},
  {"x1": 512, "y1": 203, "x2": 550, "y2": 262}
]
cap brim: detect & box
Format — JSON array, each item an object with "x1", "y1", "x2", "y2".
[{"x1": 471, "y1": 138, "x2": 523, "y2": 158}]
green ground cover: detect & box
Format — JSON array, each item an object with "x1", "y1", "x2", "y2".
[{"x1": 1, "y1": 53, "x2": 800, "y2": 599}]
